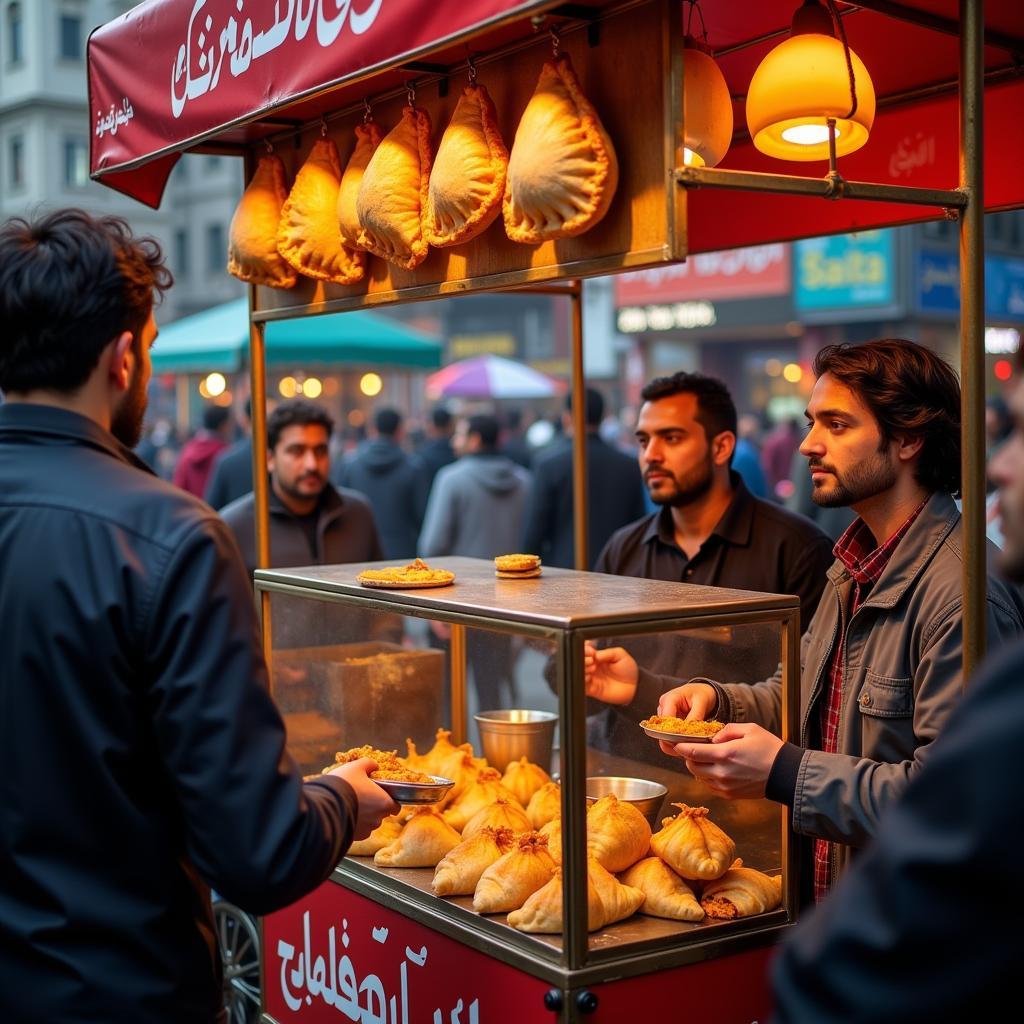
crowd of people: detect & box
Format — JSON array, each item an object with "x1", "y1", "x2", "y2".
[{"x1": 3, "y1": 209, "x2": 1022, "y2": 1022}]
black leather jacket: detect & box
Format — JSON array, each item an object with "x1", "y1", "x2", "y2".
[{"x1": 0, "y1": 404, "x2": 356, "y2": 1023}]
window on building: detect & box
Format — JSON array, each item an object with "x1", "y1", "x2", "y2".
[
  {"x1": 7, "y1": 3, "x2": 23, "y2": 64},
  {"x1": 8, "y1": 135, "x2": 24, "y2": 189},
  {"x1": 59, "y1": 13, "x2": 82, "y2": 60},
  {"x1": 206, "y1": 223, "x2": 225, "y2": 273},
  {"x1": 174, "y1": 229, "x2": 189, "y2": 279},
  {"x1": 63, "y1": 137, "x2": 88, "y2": 187},
  {"x1": 205, "y1": 155, "x2": 222, "y2": 173}
]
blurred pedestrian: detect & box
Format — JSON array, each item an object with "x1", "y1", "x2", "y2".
[
  {"x1": 172, "y1": 403, "x2": 232, "y2": 498},
  {"x1": 204, "y1": 397, "x2": 254, "y2": 510},
  {"x1": 501, "y1": 406, "x2": 533, "y2": 469},
  {"x1": 761, "y1": 417, "x2": 802, "y2": 500},
  {"x1": 731, "y1": 412, "x2": 768, "y2": 498},
  {"x1": 416, "y1": 405, "x2": 457, "y2": 493}
]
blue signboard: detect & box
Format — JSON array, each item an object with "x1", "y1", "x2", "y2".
[
  {"x1": 794, "y1": 230, "x2": 896, "y2": 312},
  {"x1": 915, "y1": 248, "x2": 1024, "y2": 322}
]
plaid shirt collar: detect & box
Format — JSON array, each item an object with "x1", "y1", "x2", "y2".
[{"x1": 832, "y1": 496, "x2": 931, "y2": 587}]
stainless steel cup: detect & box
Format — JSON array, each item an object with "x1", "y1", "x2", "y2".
[
  {"x1": 473, "y1": 709, "x2": 557, "y2": 773},
  {"x1": 585, "y1": 776, "x2": 669, "y2": 831}
]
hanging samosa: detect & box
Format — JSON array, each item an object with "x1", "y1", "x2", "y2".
[
  {"x1": 618, "y1": 856, "x2": 705, "y2": 922},
  {"x1": 504, "y1": 53, "x2": 618, "y2": 243},
  {"x1": 356, "y1": 106, "x2": 433, "y2": 270},
  {"x1": 276, "y1": 138, "x2": 365, "y2": 285},
  {"x1": 336, "y1": 122, "x2": 383, "y2": 251},
  {"x1": 227, "y1": 154, "x2": 297, "y2": 288},
  {"x1": 425, "y1": 84, "x2": 508, "y2": 248}
]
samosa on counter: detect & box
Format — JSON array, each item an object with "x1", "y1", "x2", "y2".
[
  {"x1": 406, "y1": 729, "x2": 475, "y2": 780},
  {"x1": 502, "y1": 756, "x2": 552, "y2": 808},
  {"x1": 472, "y1": 833, "x2": 556, "y2": 914},
  {"x1": 507, "y1": 857, "x2": 644, "y2": 934},
  {"x1": 462, "y1": 797, "x2": 532, "y2": 840},
  {"x1": 443, "y1": 767, "x2": 520, "y2": 833},
  {"x1": 700, "y1": 861, "x2": 783, "y2": 919},
  {"x1": 336, "y1": 122, "x2": 383, "y2": 250},
  {"x1": 650, "y1": 804, "x2": 736, "y2": 882},
  {"x1": 425, "y1": 83, "x2": 508, "y2": 248},
  {"x1": 586, "y1": 794, "x2": 652, "y2": 873},
  {"x1": 227, "y1": 154, "x2": 296, "y2": 288},
  {"x1": 432, "y1": 826, "x2": 515, "y2": 897},
  {"x1": 619, "y1": 856, "x2": 704, "y2": 922},
  {"x1": 347, "y1": 814, "x2": 405, "y2": 858},
  {"x1": 538, "y1": 815, "x2": 562, "y2": 863},
  {"x1": 526, "y1": 781, "x2": 561, "y2": 830},
  {"x1": 373, "y1": 808, "x2": 460, "y2": 868},
  {"x1": 356, "y1": 105, "x2": 433, "y2": 270},
  {"x1": 503, "y1": 53, "x2": 618, "y2": 244},
  {"x1": 277, "y1": 138, "x2": 365, "y2": 285}
]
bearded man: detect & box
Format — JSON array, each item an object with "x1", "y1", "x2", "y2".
[
  {"x1": 587, "y1": 372, "x2": 833, "y2": 763},
  {"x1": 586, "y1": 340, "x2": 1024, "y2": 904}
]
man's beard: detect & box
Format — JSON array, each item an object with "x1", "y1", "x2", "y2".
[
  {"x1": 278, "y1": 473, "x2": 326, "y2": 504},
  {"x1": 646, "y1": 452, "x2": 714, "y2": 508},
  {"x1": 809, "y1": 448, "x2": 897, "y2": 508},
  {"x1": 111, "y1": 365, "x2": 148, "y2": 449}
]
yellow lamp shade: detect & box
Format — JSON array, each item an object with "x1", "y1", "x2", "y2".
[
  {"x1": 746, "y1": 33, "x2": 875, "y2": 161},
  {"x1": 683, "y1": 43, "x2": 733, "y2": 169}
]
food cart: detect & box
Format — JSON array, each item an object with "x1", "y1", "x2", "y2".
[{"x1": 87, "y1": 1, "x2": 1024, "y2": 1020}]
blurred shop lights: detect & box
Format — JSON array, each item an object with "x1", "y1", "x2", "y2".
[
  {"x1": 985, "y1": 327, "x2": 1020, "y2": 355},
  {"x1": 278, "y1": 375, "x2": 324, "y2": 398},
  {"x1": 617, "y1": 301, "x2": 716, "y2": 333},
  {"x1": 360, "y1": 372, "x2": 383, "y2": 397},
  {"x1": 279, "y1": 375, "x2": 298, "y2": 398},
  {"x1": 302, "y1": 376, "x2": 323, "y2": 399},
  {"x1": 995, "y1": 359, "x2": 1013, "y2": 382},
  {"x1": 199, "y1": 372, "x2": 226, "y2": 398},
  {"x1": 783, "y1": 362, "x2": 803, "y2": 383}
]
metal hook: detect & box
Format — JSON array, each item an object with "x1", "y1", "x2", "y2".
[
  {"x1": 319, "y1": 116, "x2": 329, "y2": 138},
  {"x1": 264, "y1": 137, "x2": 274, "y2": 154},
  {"x1": 550, "y1": 26, "x2": 560, "y2": 57},
  {"x1": 467, "y1": 52, "x2": 478, "y2": 85},
  {"x1": 362, "y1": 97, "x2": 373, "y2": 124},
  {"x1": 406, "y1": 81, "x2": 416, "y2": 107}
]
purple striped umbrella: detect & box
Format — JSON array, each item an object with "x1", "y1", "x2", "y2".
[{"x1": 425, "y1": 355, "x2": 566, "y2": 399}]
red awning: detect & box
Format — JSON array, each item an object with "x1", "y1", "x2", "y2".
[{"x1": 88, "y1": 0, "x2": 1024, "y2": 247}]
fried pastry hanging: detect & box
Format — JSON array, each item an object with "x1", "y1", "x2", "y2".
[
  {"x1": 425, "y1": 84, "x2": 508, "y2": 248},
  {"x1": 507, "y1": 858, "x2": 645, "y2": 934},
  {"x1": 356, "y1": 105, "x2": 433, "y2": 270},
  {"x1": 504, "y1": 53, "x2": 618, "y2": 243},
  {"x1": 276, "y1": 138, "x2": 366, "y2": 285},
  {"x1": 336, "y1": 121, "x2": 383, "y2": 250},
  {"x1": 227, "y1": 154, "x2": 297, "y2": 288},
  {"x1": 700, "y1": 862, "x2": 783, "y2": 919},
  {"x1": 432, "y1": 826, "x2": 515, "y2": 897},
  {"x1": 650, "y1": 804, "x2": 736, "y2": 882},
  {"x1": 618, "y1": 856, "x2": 705, "y2": 922},
  {"x1": 373, "y1": 808, "x2": 461, "y2": 868},
  {"x1": 472, "y1": 832, "x2": 556, "y2": 913},
  {"x1": 502, "y1": 756, "x2": 552, "y2": 808}
]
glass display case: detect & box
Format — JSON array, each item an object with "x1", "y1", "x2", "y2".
[{"x1": 255, "y1": 555, "x2": 800, "y2": 986}]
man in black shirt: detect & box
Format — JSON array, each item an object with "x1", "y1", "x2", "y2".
[{"x1": 590, "y1": 372, "x2": 833, "y2": 761}]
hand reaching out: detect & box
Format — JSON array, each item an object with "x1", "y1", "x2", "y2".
[
  {"x1": 327, "y1": 757, "x2": 401, "y2": 840},
  {"x1": 583, "y1": 641, "x2": 639, "y2": 705}
]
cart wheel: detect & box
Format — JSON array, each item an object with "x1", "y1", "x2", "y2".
[{"x1": 214, "y1": 899, "x2": 261, "y2": 1024}]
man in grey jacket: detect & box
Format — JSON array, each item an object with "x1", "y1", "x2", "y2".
[{"x1": 585, "y1": 339, "x2": 1024, "y2": 902}]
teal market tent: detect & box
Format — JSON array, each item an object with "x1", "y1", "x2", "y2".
[{"x1": 151, "y1": 298, "x2": 442, "y2": 374}]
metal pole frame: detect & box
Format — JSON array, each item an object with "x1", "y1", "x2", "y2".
[
  {"x1": 569, "y1": 280, "x2": 588, "y2": 571},
  {"x1": 959, "y1": 0, "x2": 986, "y2": 676}
]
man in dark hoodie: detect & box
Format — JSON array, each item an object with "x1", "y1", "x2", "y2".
[
  {"x1": 419, "y1": 413, "x2": 532, "y2": 711},
  {"x1": 173, "y1": 403, "x2": 232, "y2": 498},
  {"x1": 416, "y1": 405, "x2": 457, "y2": 495},
  {"x1": 333, "y1": 406, "x2": 427, "y2": 559}
]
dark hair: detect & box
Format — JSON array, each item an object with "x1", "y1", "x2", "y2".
[
  {"x1": 467, "y1": 413, "x2": 500, "y2": 449},
  {"x1": 812, "y1": 338, "x2": 961, "y2": 495},
  {"x1": 641, "y1": 371, "x2": 738, "y2": 441},
  {"x1": 267, "y1": 399, "x2": 334, "y2": 450},
  {"x1": 202, "y1": 405, "x2": 231, "y2": 432},
  {"x1": 565, "y1": 386, "x2": 604, "y2": 427},
  {"x1": 504, "y1": 406, "x2": 523, "y2": 431},
  {"x1": 374, "y1": 407, "x2": 401, "y2": 437},
  {"x1": 0, "y1": 208, "x2": 172, "y2": 393},
  {"x1": 430, "y1": 406, "x2": 452, "y2": 430}
]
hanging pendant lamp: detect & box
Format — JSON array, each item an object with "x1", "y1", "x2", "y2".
[
  {"x1": 682, "y1": 35, "x2": 733, "y2": 168},
  {"x1": 745, "y1": 0, "x2": 875, "y2": 162}
]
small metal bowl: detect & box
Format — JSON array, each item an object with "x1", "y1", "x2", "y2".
[{"x1": 371, "y1": 775, "x2": 454, "y2": 805}]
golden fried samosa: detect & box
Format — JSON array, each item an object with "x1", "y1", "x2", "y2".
[
  {"x1": 347, "y1": 814, "x2": 404, "y2": 858},
  {"x1": 526, "y1": 781, "x2": 561, "y2": 830},
  {"x1": 356, "y1": 106, "x2": 432, "y2": 270},
  {"x1": 227, "y1": 154, "x2": 297, "y2": 288},
  {"x1": 619, "y1": 856, "x2": 704, "y2": 922},
  {"x1": 462, "y1": 797, "x2": 533, "y2": 840},
  {"x1": 472, "y1": 833, "x2": 555, "y2": 913},
  {"x1": 425, "y1": 84, "x2": 508, "y2": 248},
  {"x1": 538, "y1": 815, "x2": 561, "y2": 864},
  {"x1": 507, "y1": 858, "x2": 644, "y2": 933},
  {"x1": 700, "y1": 864, "x2": 783, "y2": 919},
  {"x1": 336, "y1": 122, "x2": 382, "y2": 250},
  {"x1": 277, "y1": 138, "x2": 365, "y2": 285},
  {"x1": 650, "y1": 804, "x2": 735, "y2": 882},
  {"x1": 502, "y1": 756, "x2": 552, "y2": 808},
  {"x1": 432, "y1": 826, "x2": 515, "y2": 897},
  {"x1": 407, "y1": 729, "x2": 466, "y2": 778},
  {"x1": 373, "y1": 808, "x2": 460, "y2": 868},
  {"x1": 503, "y1": 54, "x2": 618, "y2": 244},
  {"x1": 586, "y1": 794, "x2": 652, "y2": 873},
  {"x1": 443, "y1": 767, "x2": 520, "y2": 833}
]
